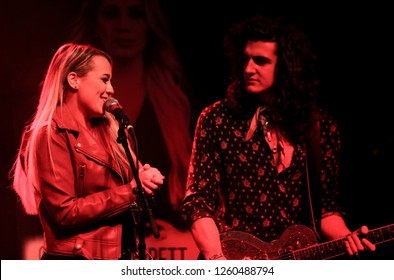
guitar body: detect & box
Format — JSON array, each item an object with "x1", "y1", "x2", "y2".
[{"x1": 221, "y1": 225, "x2": 317, "y2": 260}]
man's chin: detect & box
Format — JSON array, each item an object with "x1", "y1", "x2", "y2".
[{"x1": 245, "y1": 87, "x2": 262, "y2": 95}]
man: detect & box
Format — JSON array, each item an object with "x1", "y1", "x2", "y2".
[{"x1": 181, "y1": 15, "x2": 376, "y2": 260}]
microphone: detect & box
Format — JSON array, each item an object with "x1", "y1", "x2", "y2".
[{"x1": 104, "y1": 98, "x2": 133, "y2": 130}]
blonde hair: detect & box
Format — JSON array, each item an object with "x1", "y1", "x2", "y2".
[
  {"x1": 70, "y1": 0, "x2": 192, "y2": 208},
  {"x1": 9, "y1": 43, "x2": 130, "y2": 214}
]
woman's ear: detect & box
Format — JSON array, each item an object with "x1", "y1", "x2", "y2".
[{"x1": 67, "y1": 72, "x2": 79, "y2": 90}]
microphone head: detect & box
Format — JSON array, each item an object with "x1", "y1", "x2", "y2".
[{"x1": 104, "y1": 97, "x2": 122, "y2": 113}]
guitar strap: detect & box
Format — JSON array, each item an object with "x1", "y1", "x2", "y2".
[{"x1": 305, "y1": 109, "x2": 322, "y2": 241}]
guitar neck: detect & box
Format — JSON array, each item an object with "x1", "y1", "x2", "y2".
[{"x1": 292, "y1": 224, "x2": 394, "y2": 260}]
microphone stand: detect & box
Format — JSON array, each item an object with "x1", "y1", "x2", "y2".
[{"x1": 116, "y1": 124, "x2": 160, "y2": 260}]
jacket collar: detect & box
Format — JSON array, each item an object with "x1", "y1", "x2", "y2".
[
  {"x1": 52, "y1": 105, "x2": 124, "y2": 178},
  {"x1": 52, "y1": 104, "x2": 80, "y2": 135}
]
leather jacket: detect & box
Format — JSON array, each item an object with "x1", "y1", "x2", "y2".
[{"x1": 34, "y1": 106, "x2": 136, "y2": 259}]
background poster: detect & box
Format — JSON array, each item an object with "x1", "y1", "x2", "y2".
[{"x1": 1, "y1": 0, "x2": 392, "y2": 259}]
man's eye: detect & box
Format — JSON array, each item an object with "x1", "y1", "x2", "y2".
[{"x1": 253, "y1": 58, "x2": 269, "y2": 65}]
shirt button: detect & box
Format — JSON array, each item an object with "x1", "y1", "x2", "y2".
[{"x1": 76, "y1": 143, "x2": 81, "y2": 148}]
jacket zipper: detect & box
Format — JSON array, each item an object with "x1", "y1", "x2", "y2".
[
  {"x1": 76, "y1": 147, "x2": 123, "y2": 179},
  {"x1": 79, "y1": 164, "x2": 86, "y2": 196}
]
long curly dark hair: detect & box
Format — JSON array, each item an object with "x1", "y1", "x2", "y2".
[{"x1": 224, "y1": 15, "x2": 319, "y2": 145}]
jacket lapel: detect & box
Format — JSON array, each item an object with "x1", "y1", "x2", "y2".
[{"x1": 52, "y1": 106, "x2": 124, "y2": 178}]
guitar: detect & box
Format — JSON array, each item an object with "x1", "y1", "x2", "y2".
[{"x1": 220, "y1": 224, "x2": 394, "y2": 260}]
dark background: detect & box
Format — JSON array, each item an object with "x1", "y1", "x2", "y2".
[{"x1": 1, "y1": 0, "x2": 393, "y2": 259}]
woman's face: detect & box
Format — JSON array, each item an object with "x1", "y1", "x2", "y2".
[
  {"x1": 97, "y1": 0, "x2": 148, "y2": 59},
  {"x1": 76, "y1": 55, "x2": 114, "y2": 119}
]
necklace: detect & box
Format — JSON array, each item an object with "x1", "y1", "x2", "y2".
[
  {"x1": 259, "y1": 115, "x2": 279, "y2": 154},
  {"x1": 245, "y1": 106, "x2": 294, "y2": 172}
]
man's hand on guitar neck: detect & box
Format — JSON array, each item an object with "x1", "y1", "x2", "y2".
[
  {"x1": 321, "y1": 214, "x2": 376, "y2": 257},
  {"x1": 345, "y1": 225, "x2": 376, "y2": 257}
]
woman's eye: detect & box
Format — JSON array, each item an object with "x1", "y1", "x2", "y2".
[
  {"x1": 100, "y1": 6, "x2": 145, "y2": 20},
  {"x1": 101, "y1": 6, "x2": 120, "y2": 20},
  {"x1": 128, "y1": 7, "x2": 145, "y2": 19}
]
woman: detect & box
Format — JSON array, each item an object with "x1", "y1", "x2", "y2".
[
  {"x1": 70, "y1": 0, "x2": 192, "y2": 225},
  {"x1": 9, "y1": 42, "x2": 164, "y2": 259}
]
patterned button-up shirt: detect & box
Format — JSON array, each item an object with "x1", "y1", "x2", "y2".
[{"x1": 181, "y1": 98, "x2": 342, "y2": 242}]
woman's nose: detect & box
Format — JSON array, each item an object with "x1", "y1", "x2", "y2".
[{"x1": 107, "y1": 83, "x2": 115, "y2": 96}]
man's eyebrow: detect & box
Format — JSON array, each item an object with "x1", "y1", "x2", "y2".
[{"x1": 249, "y1": 55, "x2": 272, "y2": 63}]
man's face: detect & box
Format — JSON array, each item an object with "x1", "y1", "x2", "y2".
[{"x1": 243, "y1": 40, "x2": 277, "y2": 95}]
